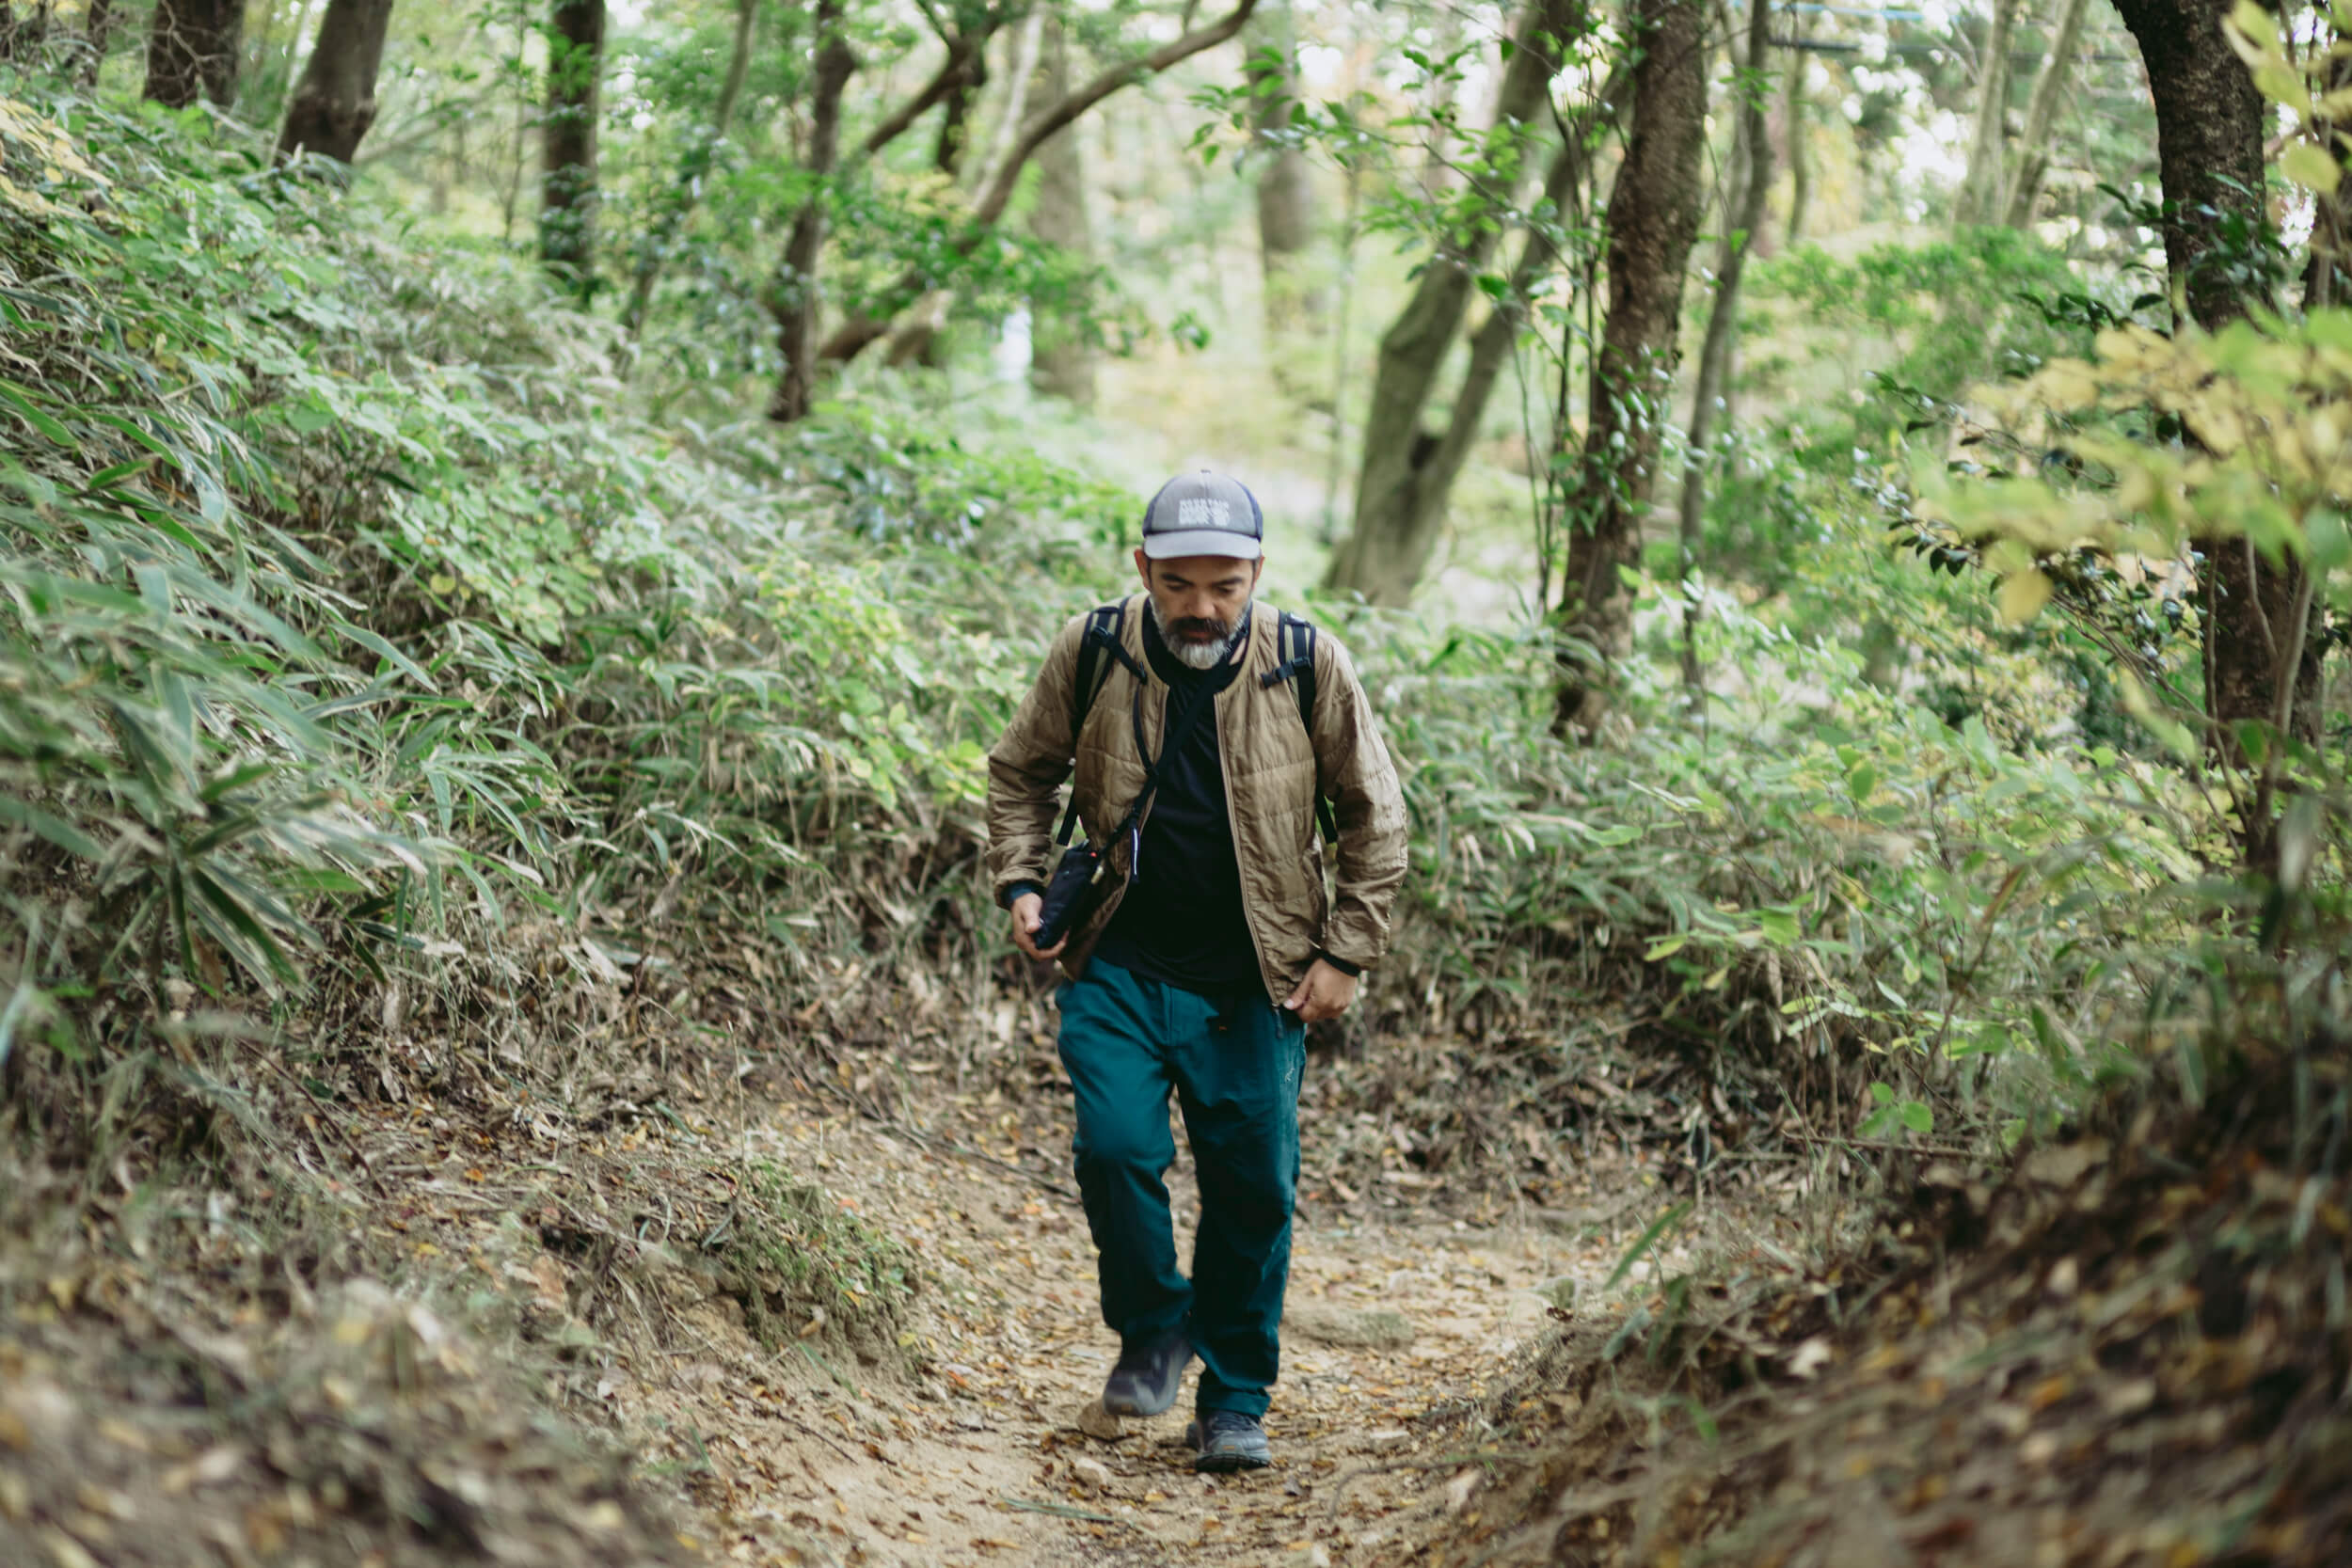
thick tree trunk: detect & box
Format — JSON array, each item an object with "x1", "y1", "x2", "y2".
[
  {"x1": 1380, "y1": 136, "x2": 1594, "y2": 583},
  {"x1": 621, "y1": 0, "x2": 755, "y2": 339},
  {"x1": 1322, "y1": 0, "x2": 1587, "y2": 605},
  {"x1": 275, "y1": 0, "x2": 395, "y2": 165},
  {"x1": 1677, "y1": 0, "x2": 1775, "y2": 684},
  {"x1": 539, "y1": 0, "x2": 605, "y2": 292},
  {"x1": 1955, "y1": 0, "x2": 2021, "y2": 226},
  {"x1": 1551, "y1": 0, "x2": 1709, "y2": 734},
  {"x1": 2002, "y1": 0, "x2": 2090, "y2": 226},
  {"x1": 1783, "y1": 57, "x2": 1808, "y2": 245},
  {"x1": 1029, "y1": 16, "x2": 1096, "y2": 404},
  {"x1": 1253, "y1": 0, "x2": 1319, "y2": 330},
  {"x1": 769, "y1": 0, "x2": 857, "y2": 423},
  {"x1": 2108, "y1": 0, "x2": 2323, "y2": 868},
  {"x1": 145, "y1": 0, "x2": 246, "y2": 109}
]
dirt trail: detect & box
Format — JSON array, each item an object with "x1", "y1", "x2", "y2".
[{"x1": 618, "y1": 1096, "x2": 1640, "y2": 1568}]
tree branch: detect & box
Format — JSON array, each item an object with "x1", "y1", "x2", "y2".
[
  {"x1": 860, "y1": 30, "x2": 991, "y2": 158},
  {"x1": 972, "y1": 0, "x2": 1260, "y2": 226},
  {"x1": 819, "y1": 0, "x2": 1259, "y2": 364}
]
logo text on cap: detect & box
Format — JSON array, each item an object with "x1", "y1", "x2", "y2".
[{"x1": 1176, "y1": 498, "x2": 1233, "y2": 529}]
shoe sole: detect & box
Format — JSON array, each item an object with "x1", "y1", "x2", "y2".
[{"x1": 1193, "y1": 1449, "x2": 1271, "y2": 1473}]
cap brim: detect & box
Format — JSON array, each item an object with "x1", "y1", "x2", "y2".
[{"x1": 1141, "y1": 531, "x2": 1263, "y2": 561}]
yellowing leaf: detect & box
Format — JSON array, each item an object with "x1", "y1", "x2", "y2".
[
  {"x1": 2231, "y1": 0, "x2": 2280, "y2": 51},
  {"x1": 2035, "y1": 358, "x2": 2099, "y2": 412},
  {"x1": 2254, "y1": 62, "x2": 2313, "y2": 113},
  {"x1": 2283, "y1": 141, "x2": 2343, "y2": 195},
  {"x1": 1998, "y1": 568, "x2": 2054, "y2": 625}
]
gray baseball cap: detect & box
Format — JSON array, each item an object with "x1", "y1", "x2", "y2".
[{"x1": 1141, "y1": 469, "x2": 1264, "y2": 561}]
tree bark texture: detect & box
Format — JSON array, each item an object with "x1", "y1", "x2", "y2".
[
  {"x1": 1677, "y1": 0, "x2": 1776, "y2": 684},
  {"x1": 1029, "y1": 16, "x2": 1097, "y2": 404},
  {"x1": 1321, "y1": 0, "x2": 1588, "y2": 606},
  {"x1": 769, "y1": 0, "x2": 857, "y2": 423},
  {"x1": 1954, "y1": 0, "x2": 2020, "y2": 226},
  {"x1": 144, "y1": 0, "x2": 246, "y2": 109},
  {"x1": 1252, "y1": 0, "x2": 1319, "y2": 329},
  {"x1": 1552, "y1": 0, "x2": 1709, "y2": 735},
  {"x1": 2002, "y1": 0, "x2": 2090, "y2": 227},
  {"x1": 539, "y1": 0, "x2": 605, "y2": 289},
  {"x1": 2108, "y1": 0, "x2": 2323, "y2": 867},
  {"x1": 622, "y1": 0, "x2": 758, "y2": 339},
  {"x1": 809, "y1": 0, "x2": 1263, "y2": 376},
  {"x1": 1783, "y1": 58, "x2": 1808, "y2": 245},
  {"x1": 275, "y1": 0, "x2": 396, "y2": 165}
]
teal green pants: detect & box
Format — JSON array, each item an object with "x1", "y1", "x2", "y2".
[{"x1": 1056, "y1": 958, "x2": 1305, "y2": 1418}]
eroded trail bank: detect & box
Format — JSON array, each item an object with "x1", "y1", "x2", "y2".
[{"x1": 0, "y1": 1006, "x2": 1675, "y2": 1568}]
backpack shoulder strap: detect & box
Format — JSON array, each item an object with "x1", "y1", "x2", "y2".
[
  {"x1": 1070, "y1": 600, "x2": 1147, "y2": 743},
  {"x1": 1058, "y1": 600, "x2": 1143, "y2": 844},
  {"x1": 1261, "y1": 610, "x2": 1339, "y2": 844}
]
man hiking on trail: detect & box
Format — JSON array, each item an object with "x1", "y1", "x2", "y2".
[{"x1": 986, "y1": 470, "x2": 1408, "y2": 1472}]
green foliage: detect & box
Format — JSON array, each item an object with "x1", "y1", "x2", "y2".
[
  {"x1": 1747, "y1": 229, "x2": 2099, "y2": 468},
  {"x1": 0, "y1": 81, "x2": 1133, "y2": 1115}
]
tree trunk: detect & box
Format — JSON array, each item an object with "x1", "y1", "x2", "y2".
[
  {"x1": 620, "y1": 0, "x2": 756, "y2": 340},
  {"x1": 1253, "y1": 0, "x2": 1319, "y2": 331},
  {"x1": 274, "y1": 0, "x2": 396, "y2": 165},
  {"x1": 1955, "y1": 0, "x2": 2020, "y2": 226},
  {"x1": 930, "y1": 34, "x2": 988, "y2": 177},
  {"x1": 1030, "y1": 15, "x2": 1096, "y2": 404},
  {"x1": 1322, "y1": 0, "x2": 1587, "y2": 606},
  {"x1": 78, "y1": 0, "x2": 115, "y2": 87},
  {"x1": 2108, "y1": 0, "x2": 2323, "y2": 869},
  {"x1": 2002, "y1": 0, "x2": 2090, "y2": 227},
  {"x1": 539, "y1": 0, "x2": 605, "y2": 293},
  {"x1": 145, "y1": 0, "x2": 246, "y2": 109},
  {"x1": 1677, "y1": 0, "x2": 1775, "y2": 684},
  {"x1": 1783, "y1": 55, "x2": 1808, "y2": 245},
  {"x1": 768, "y1": 0, "x2": 857, "y2": 423},
  {"x1": 1551, "y1": 0, "x2": 1709, "y2": 734}
]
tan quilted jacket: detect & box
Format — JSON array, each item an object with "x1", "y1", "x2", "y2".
[{"x1": 986, "y1": 595, "x2": 1409, "y2": 1006}]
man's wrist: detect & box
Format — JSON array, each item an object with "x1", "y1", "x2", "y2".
[
  {"x1": 1001, "y1": 881, "x2": 1044, "y2": 910},
  {"x1": 1312, "y1": 949, "x2": 1362, "y2": 978}
]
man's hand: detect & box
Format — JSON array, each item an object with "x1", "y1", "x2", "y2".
[
  {"x1": 1009, "y1": 892, "x2": 1068, "y2": 963},
  {"x1": 1282, "y1": 958, "x2": 1357, "y2": 1024}
]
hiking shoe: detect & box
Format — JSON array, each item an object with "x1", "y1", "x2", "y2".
[
  {"x1": 1185, "y1": 1410, "x2": 1271, "y2": 1472},
  {"x1": 1102, "y1": 1331, "x2": 1193, "y2": 1418}
]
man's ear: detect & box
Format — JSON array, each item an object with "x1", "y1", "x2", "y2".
[{"x1": 1133, "y1": 547, "x2": 1151, "y2": 587}]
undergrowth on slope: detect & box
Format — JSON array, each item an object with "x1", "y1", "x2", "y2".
[{"x1": 0, "y1": 69, "x2": 2242, "y2": 1211}]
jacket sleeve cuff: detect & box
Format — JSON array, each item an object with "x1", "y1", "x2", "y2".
[
  {"x1": 999, "y1": 880, "x2": 1045, "y2": 910},
  {"x1": 1312, "y1": 949, "x2": 1363, "y2": 978}
]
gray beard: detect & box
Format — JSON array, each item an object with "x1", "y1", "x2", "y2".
[{"x1": 1147, "y1": 596, "x2": 1248, "y2": 671}]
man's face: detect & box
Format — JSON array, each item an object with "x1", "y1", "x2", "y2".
[{"x1": 1135, "y1": 550, "x2": 1262, "y2": 668}]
